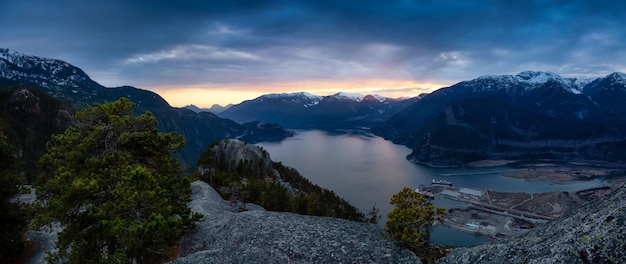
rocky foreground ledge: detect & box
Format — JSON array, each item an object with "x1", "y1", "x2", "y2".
[
  {"x1": 439, "y1": 184, "x2": 626, "y2": 264},
  {"x1": 173, "y1": 181, "x2": 420, "y2": 263}
]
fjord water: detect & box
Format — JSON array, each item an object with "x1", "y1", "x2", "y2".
[{"x1": 258, "y1": 130, "x2": 607, "y2": 246}]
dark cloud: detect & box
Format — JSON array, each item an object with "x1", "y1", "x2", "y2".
[{"x1": 1, "y1": 0, "x2": 625, "y2": 98}]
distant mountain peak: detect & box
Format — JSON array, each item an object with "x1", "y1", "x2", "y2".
[
  {"x1": 183, "y1": 103, "x2": 231, "y2": 113},
  {"x1": 515, "y1": 71, "x2": 562, "y2": 84},
  {"x1": 0, "y1": 48, "x2": 19, "y2": 59},
  {"x1": 330, "y1": 92, "x2": 390, "y2": 102},
  {"x1": 471, "y1": 71, "x2": 590, "y2": 94},
  {"x1": 330, "y1": 92, "x2": 365, "y2": 102},
  {"x1": 0, "y1": 48, "x2": 100, "y2": 95},
  {"x1": 1, "y1": 48, "x2": 72, "y2": 71},
  {"x1": 477, "y1": 71, "x2": 566, "y2": 85},
  {"x1": 253, "y1": 91, "x2": 392, "y2": 104},
  {"x1": 260, "y1": 91, "x2": 321, "y2": 100},
  {"x1": 362, "y1": 94, "x2": 386, "y2": 102},
  {"x1": 256, "y1": 92, "x2": 322, "y2": 108},
  {"x1": 606, "y1": 72, "x2": 626, "y2": 84},
  {"x1": 183, "y1": 104, "x2": 203, "y2": 113},
  {"x1": 219, "y1": 91, "x2": 415, "y2": 129}
]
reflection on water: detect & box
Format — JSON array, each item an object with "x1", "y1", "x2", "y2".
[{"x1": 258, "y1": 130, "x2": 608, "y2": 246}]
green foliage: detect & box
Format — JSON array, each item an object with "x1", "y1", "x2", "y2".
[
  {"x1": 384, "y1": 187, "x2": 445, "y2": 260},
  {"x1": 195, "y1": 144, "x2": 365, "y2": 221},
  {"x1": 36, "y1": 98, "x2": 200, "y2": 263},
  {"x1": 0, "y1": 136, "x2": 29, "y2": 263}
]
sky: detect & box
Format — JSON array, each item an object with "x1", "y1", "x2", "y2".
[{"x1": 1, "y1": 0, "x2": 625, "y2": 107}]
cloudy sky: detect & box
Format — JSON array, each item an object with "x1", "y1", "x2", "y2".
[{"x1": 1, "y1": 0, "x2": 625, "y2": 107}]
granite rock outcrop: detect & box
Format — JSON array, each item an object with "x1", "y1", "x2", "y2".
[{"x1": 174, "y1": 181, "x2": 420, "y2": 263}]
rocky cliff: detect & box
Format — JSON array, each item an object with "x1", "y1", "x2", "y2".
[
  {"x1": 205, "y1": 139, "x2": 272, "y2": 172},
  {"x1": 439, "y1": 184, "x2": 626, "y2": 263},
  {"x1": 173, "y1": 181, "x2": 420, "y2": 263}
]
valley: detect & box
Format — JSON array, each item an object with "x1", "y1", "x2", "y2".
[
  {"x1": 3, "y1": 48, "x2": 626, "y2": 261},
  {"x1": 4, "y1": 0, "x2": 626, "y2": 261}
]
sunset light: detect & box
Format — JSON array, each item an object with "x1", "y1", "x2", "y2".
[
  {"x1": 155, "y1": 79, "x2": 450, "y2": 107},
  {"x1": 3, "y1": 1, "x2": 626, "y2": 262}
]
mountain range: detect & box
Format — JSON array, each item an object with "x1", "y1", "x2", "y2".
[
  {"x1": 373, "y1": 71, "x2": 626, "y2": 166},
  {"x1": 218, "y1": 91, "x2": 420, "y2": 131},
  {"x1": 193, "y1": 67, "x2": 626, "y2": 167},
  {"x1": 184, "y1": 103, "x2": 232, "y2": 114},
  {"x1": 4, "y1": 48, "x2": 626, "y2": 168},
  {"x1": 0, "y1": 48, "x2": 293, "y2": 169},
  {"x1": 5, "y1": 48, "x2": 626, "y2": 263}
]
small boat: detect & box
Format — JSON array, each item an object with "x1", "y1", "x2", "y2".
[{"x1": 431, "y1": 179, "x2": 453, "y2": 186}]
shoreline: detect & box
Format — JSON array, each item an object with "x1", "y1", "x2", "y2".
[
  {"x1": 500, "y1": 162, "x2": 626, "y2": 182},
  {"x1": 412, "y1": 158, "x2": 626, "y2": 182}
]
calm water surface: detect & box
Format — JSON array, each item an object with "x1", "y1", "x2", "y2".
[{"x1": 258, "y1": 130, "x2": 607, "y2": 246}]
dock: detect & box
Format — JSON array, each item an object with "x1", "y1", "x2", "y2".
[{"x1": 414, "y1": 188, "x2": 435, "y2": 199}]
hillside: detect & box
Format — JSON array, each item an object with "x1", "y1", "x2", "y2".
[
  {"x1": 374, "y1": 71, "x2": 626, "y2": 166},
  {"x1": 0, "y1": 86, "x2": 73, "y2": 181},
  {"x1": 195, "y1": 139, "x2": 366, "y2": 221},
  {"x1": 0, "y1": 48, "x2": 294, "y2": 167}
]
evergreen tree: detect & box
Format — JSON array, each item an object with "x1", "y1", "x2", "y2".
[
  {"x1": 36, "y1": 98, "x2": 200, "y2": 263},
  {"x1": 0, "y1": 135, "x2": 28, "y2": 263},
  {"x1": 366, "y1": 204, "x2": 381, "y2": 224},
  {"x1": 384, "y1": 187, "x2": 445, "y2": 258}
]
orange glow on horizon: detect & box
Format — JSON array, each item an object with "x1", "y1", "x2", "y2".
[{"x1": 152, "y1": 79, "x2": 450, "y2": 108}]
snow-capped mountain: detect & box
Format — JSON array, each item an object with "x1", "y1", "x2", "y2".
[
  {"x1": 324, "y1": 92, "x2": 390, "y2": 103},
  {"x1": 256, "y1": 92, "x2": 323, "y2": 108},
  {"x1": 0, "y1": 48, "x2": 88, "y2": 87},
  {"x1": 219, "y1": 92, "x2": 418, "y2": 130},
  {"x1": 460, "y1": 71, "x2": 593, "y2": 94},
  {"x1": 0, "y1": 48, "x2": 105, "y2": 105},
  {"x1": 584, "y1": 72, "x2": 626, "y2": 92},
  {"x1": 326, "y1": 92, "x2": 367, "y2": 102},
  {"x1": 374, "y1": 71, "x2": 626, "y2": 166}
]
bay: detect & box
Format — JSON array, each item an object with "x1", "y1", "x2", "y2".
[{"x1": 258, "y1": 130, "x2": 607, "y2": 246}]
